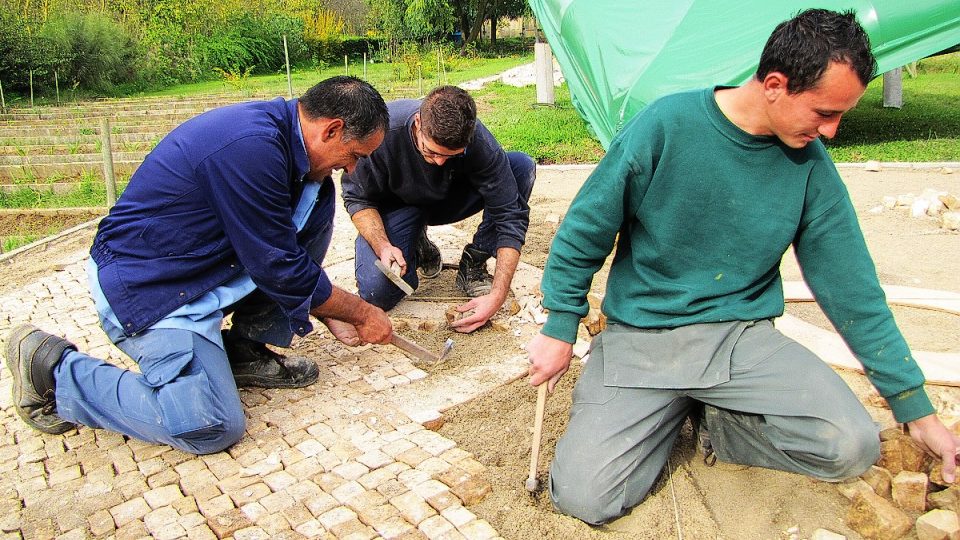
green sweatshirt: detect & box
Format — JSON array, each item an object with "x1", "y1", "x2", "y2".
[{"x1": 542, "y1": 87, "x2": 932, "y2": 422}]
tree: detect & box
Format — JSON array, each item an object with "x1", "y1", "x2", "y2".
[{"x1": 450, "y1": 0, "x2": 526, "y2": 46}]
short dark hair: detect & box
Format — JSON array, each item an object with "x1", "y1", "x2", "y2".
[
  {"x1": 756, "y1": 9, "x2": 877, "y2": 93},
  {"x1": 299, "y1": 76, "x2": 389, "y2": 141},
  {"x1": 419, "y1": 86, "x2": 477, "y2": 149}
]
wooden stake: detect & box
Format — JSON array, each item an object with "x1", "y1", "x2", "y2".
[
  {"x1": 0, "y1": 79, "x2": 6, "y2": 112},
  {"x1": 283, "y1": 34, "x2": 293, "y2": 99},
  {"x1": 29, "y1": 69, "x2": 34, "y2": 108},
  {"x1": 525, "y1": 383, "x2": 548, "y2": 491},
  {"x1": 54, "y1": 70, "x2": 60, "y2": 106},
  {"x1": 344, "y1": 55, "x2": 349, "y2": 76},
  {"x1": 100, "y1": 117, "x2": 117, "y2": 207}
]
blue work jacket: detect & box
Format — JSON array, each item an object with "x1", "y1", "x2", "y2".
[{"x1": 90, "y1": 98, "x2": 333, "y2": 337}]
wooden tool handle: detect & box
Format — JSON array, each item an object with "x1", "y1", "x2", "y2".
[
  {"x1": 390, "y1": 333, "x2": 439, "y2": 364},
  {"x1": 527, "y1": 382, "x2": 548, "y2": 488}
]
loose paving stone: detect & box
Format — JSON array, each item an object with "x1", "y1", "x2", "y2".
[
  {"x1": 207, "y1": 508, "x2": 253, "y2": 539},
  {"x1": 110, "y1": 497, "x2": 151, "y2": 527}
]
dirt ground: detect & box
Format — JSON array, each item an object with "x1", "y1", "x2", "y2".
[
  {"x1": 1, "y1": 167, "x2": 957, "y2": 539},
  {"x1": 434, "y1": 166, "x2": 960, "y2": 540}
]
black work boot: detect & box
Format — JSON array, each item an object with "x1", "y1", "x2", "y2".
[
  {"x1": 5, "y1": 324, "x2": 77, "y2": 434},
  {"x1": 415, "y1": 226, "x2": 442, "y2": 278},
  {"x1": 455, "y1": 244, "x2": 493, "y2": 297},
  {"x1": 222, "y1": 329, "x2": 319, "y2": 389},
  {"x1": 689, "y1": 404, "x2": 716, "y2": 466}
]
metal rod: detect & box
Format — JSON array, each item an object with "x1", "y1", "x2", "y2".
[{"x1": 100, "y1": 117, "x2": 117, "y2": 207}]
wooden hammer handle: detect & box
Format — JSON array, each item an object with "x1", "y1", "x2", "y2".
[{"x1": 526, "y1": 382, "x2": 548, "y2": 489}]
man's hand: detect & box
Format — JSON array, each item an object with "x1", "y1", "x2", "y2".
[
  {"x1": 450, "y1": 294, "x2": 502, "y2": 333},
  {"x1": 378, "y1": 244, "x2": 407, "y2": 276},
  {"x1": 526, "y1": 332, "x2": 574, "y2": 392},
  {"x1": 311, "y1": 287, "x2": 393, "y2": 346},
  {"x1": 907, "y1": 413, "x2": 960, "y2": 483}
]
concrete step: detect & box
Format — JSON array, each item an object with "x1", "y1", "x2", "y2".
[
  {"x1": 0, "y1": 151, "x2": 148, "y2": 166},
  {"x1": 0, "y1": 160, "x2": 141, "y2": 181}
]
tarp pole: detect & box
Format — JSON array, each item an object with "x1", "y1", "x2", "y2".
[
  {"x1": 535, "y1": 41, "x2": 555, "y2": 105},
  {"x1": 883, "y1": 67, "x2": 903, "y2": 109}
]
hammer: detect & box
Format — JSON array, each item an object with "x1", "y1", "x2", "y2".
[{"x1": 525, "y1": 382, "x2": 549, "y2": 492}]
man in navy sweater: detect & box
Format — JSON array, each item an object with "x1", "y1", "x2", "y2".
[
  {"x1": 6, "y1": 76, "x2": 394, "y2": 454},
  {"x1": 342, "y1": 85, "x2": 535, "y2": 332}
]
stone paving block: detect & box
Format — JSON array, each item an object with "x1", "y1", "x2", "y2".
[
  {"x1": 417, "y1": 457, "x2": 453, "y2": 477},
  {"x1": 390, "y1": 491, "x2": 437, "y2": 525},
  {"x1": 316, "y1": 472, "x2": 349, "y2": 493},
  {"x1": 441, "y1": 506, "x2": 476, "y2": 529},
  {"x1": 180, "y1": 469, "x2": 219, "y2": 497},
  {"x1": 110, "y1": 497, "x2": 151, "y2": 528},
  {"x1": 180, "y1": 511, "x2": 207, "y2": 530},
  {"x1": 407, "y1": 430, "x2": 457, "y2": 457},
  {"x1": 847, "y1": 491, "x2": 913, "y2": 540},
  {"x1": 162, "y1": 449, "x2": 193, "y2": 468},
  {"x1": 286, "y1": 480, "x2": 324, "y2": 503},
  {"x1": 381, "y1": 439, "x2": 417, "y2": 459},
  {"x1": 230, "y1": 482, "x2": 272, "y2": 507},
  {"x1": 260, "y1": 490, "x2": 296, "y2": 513},
  {"x1": 306, "y1": 491, "x2": 340, "y2": 518},
  {"x1": 358, "y1": 467, "x2": 396, "y2": 491},
  {"x1": 144, "y1": 506, "x2": 180, "y2": 533},
  {"x1": 287, "y1": 457, "x2": 325, "y2": 481},
  {"x1": 334, "y1": 461, "x2": 371, "y2": 481},
  {"x1": 56, "y1": 527, "x2": 88, "y2": 540},
  {"x1": 293, "y1": 518, "x2": 326, "y2": 538},
  {"x1": 399, "y1": 468, "x2": 433, "y2": 489},
  {"x1": 419, "y1": 514, "x2": 457, "y2": 538},
  {"x1": 281, "y1": 502, "x2": 314, "y2": 528},
  {"x1": 241, "y1": 501, "x2": 269, "y2": 522},
  {"x1": 372, "y1": 516, "x2": 416, "y2": 539},
  {"x1": 893, "y1": 470, "x2": 929, "y2": 513},
  {"x1": 147, "y1": 468, "x2": 180, "y2": 489},
  {"x1": 332, "y1": 480, "x2": 366, "y2": 504},
  {"x1": 217, "y1": 473, "x2": 260, "y2": 494},
  {"x1": 356, "y1": 449, "x2": 393, "y2": 471},
  {"x1": 263, "y1": 470, "x2": 297, "y2": 492},
  {"x1": 175, "y1": 458, "x2": 209, "y2": 477},
  {"x1": 457, "y1": 518, "x2": 497, "y2": 540},
  {"x1": 187, "y1": 523, "x2": 219, "y2": 539},
  {"x1": 47, "y1": 464, "x2": 81, "y2": 486},
  {"x1": 153, "y1": 522, "x2": 188, "y2": 540},
  {"x1": 144, "y1": 483, "x2": 185, "y2": 509},
  {"x1": 319, "y1": 505, "x2": 358, "y2": 531},
  {"x1": 87, "y1": 508, "x2": 116, "y2": 536},
  {"x1": 378, "y1": 478, "x2": 410, "y2": 500},
  {"x1": 192, "y1": 483, "x2": 223, "y2": 504},
  {"x1": 397, "y1": 447, "x2": 432, "y2": 468},
  {"x1": 207, "y1": 508, "x2": 253, "y2": 539},
  {"x1": 916, "y1": 508, "x2": 960, "y2": 540},
  {"x1": 296, "y1": 439, "x2": 326, "y2": 458},
  {"x1": 234, "y1": 525, "x2": 272, "y2": 540},
  {"x1": 258, "y1": 512, "x2": 293, "y2": 535},
  {"x1": 137, "y1": 457, "x2": 167, "y2": 477},
  {"x1": 280, "y1": 447, "x2": 308, "y2": 468},
  {"x1": 198, "y1": 493, "x2": 235, "y2": 519}
]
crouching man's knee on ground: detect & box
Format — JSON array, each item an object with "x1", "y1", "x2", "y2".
[
  {"x1": 173, "y1": 411, "x2": 246, "y2": 455},
  {"x1": 812, "y1": 419, "x2": 880, "y2": 481}
]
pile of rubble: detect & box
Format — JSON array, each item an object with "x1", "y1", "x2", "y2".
[
  {"x1": 839, "y1": 425, "x2": 960, "y2": 540},
  {"x1": 873, "y1": 189, "x2": 960, "y2": 231}
]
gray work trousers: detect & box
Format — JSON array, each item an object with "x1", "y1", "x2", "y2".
[{"x1": 549, "y1": 319, "x2": 880, "y2": 525}]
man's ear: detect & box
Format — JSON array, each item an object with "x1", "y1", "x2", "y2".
[
  {"x1": 761, "y1": 72, "x2": 789, "y2": 102},
  {"x1": 322, "y1": 118, "x2": 345, "y2": 141}
]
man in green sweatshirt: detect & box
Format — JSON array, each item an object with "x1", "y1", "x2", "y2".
[{"x1": 527, "y1": 8, "x2": 959, "y2": 525}]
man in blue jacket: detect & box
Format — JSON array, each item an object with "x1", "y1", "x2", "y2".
[{"x1": 5, "y1": 76, "x2": 394, "y2": 454}]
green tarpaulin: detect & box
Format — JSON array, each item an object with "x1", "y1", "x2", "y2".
[{"x1": 528, "y1": 1, "x2": 960, "y2": 148}]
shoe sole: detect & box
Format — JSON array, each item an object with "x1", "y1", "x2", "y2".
[
  {"x1": 5, "y1": 325, "x2": 75, "y2": 435},
  {"x1": 232, "y1": 361, "x2": 320, "y2": 389}
]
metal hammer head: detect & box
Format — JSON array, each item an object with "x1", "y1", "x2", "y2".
[
  {"x1": 525, "y1": 477, "x2": 538, "y2": 492},
  {"x1": 438, "y1": 338, "x2": 454, "y2": 362}
]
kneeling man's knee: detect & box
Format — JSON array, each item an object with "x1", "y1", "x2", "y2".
[
  {"x1": 549, "y1": 463, "x2": 635, "y2": 525},
  {"x1": 819, "y1": 420, "x2": 880, "y2": 480},
  {"x1": 174, "y1": 405, "x2": 247, "y2": 455}
]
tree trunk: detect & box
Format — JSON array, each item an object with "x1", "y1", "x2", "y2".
[
  {"x1": 490, "y1": 0, "x2": 499, "y2": 46},
  {"x1": 466, "y1": 0, "x2": 490, "y2": 44}
]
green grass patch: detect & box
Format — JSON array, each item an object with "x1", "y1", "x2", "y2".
[
  {"x1": 2, "y1": 233, "x2": 45, "y2": 253},
  {"x1": 0, "y1": 178, "x2": 128, "y2": 209},
  {"x1": 825, "y1": 53, "x2": 960, "y2": 162},
  {"x1": 137, "y1": 54, "x2": 534, "y2": 102},
  {"x1": 474, "y1": 83, "x2": 604, "y2": 164}
]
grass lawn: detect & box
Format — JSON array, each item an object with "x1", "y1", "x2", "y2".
[
  {"x1": 825, "y1": 52, "x2": 960, "y2": 162},
  {"x1": 137, "y1": 54, "x2": 534, "y2": 103}
]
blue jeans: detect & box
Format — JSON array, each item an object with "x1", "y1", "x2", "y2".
[
  {"x1": 356, "y1": 152, "x2": 536, "y2": 309},
  {"x1": 53, "y1": 187, "x2": 335, "y2": 454}
]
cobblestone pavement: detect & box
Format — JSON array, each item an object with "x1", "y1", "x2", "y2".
[{"x1": 0, "y1": 210, "x2": 519, "y2": 539}]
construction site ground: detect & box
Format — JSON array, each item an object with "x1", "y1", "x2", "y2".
[{"x1": 0, "y1": 164, "x2": 958, "y2": 540}]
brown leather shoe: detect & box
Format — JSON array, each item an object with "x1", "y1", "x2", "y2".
[{"x1": 5, "y1": 324, "x2": 76, "y2": 434}]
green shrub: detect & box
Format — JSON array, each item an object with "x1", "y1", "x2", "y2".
[{"x1": 40, "y1": 12, "x2": 139, "y2": 94}]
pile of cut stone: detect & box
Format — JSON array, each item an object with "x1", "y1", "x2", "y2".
[
  {"x1": 840, "y1": 424, "x2": 960, "y2": 540},
  {"x1": 874, "y1": 189, "x2": 960, "y2": 231}
]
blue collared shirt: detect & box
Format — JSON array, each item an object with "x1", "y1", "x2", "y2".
[{"x1": 90, "y1": 98, "x2": 332, "y2": 337}]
